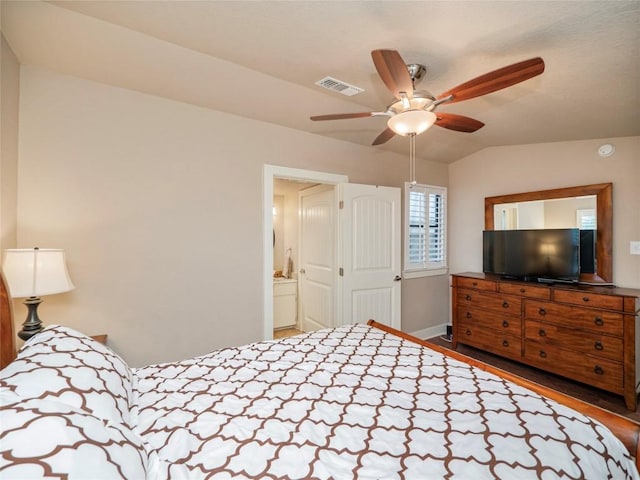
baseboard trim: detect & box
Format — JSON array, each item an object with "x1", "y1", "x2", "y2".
[{"x1": 410, "y1": 323, "x2": 449, "y2": 341}]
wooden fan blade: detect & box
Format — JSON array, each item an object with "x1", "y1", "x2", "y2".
[
  {"x1": 434, "y1": 113, "x2": 485, "y2": 133},
  {"x1": 371, "y1": 49, "x2": 414, "y2": 100},
  {"x1": 372, "y1": 127, "x2": 396, "y2": 146},
  {"x1": 437, "y1": 57, "x2": 545, "y2": 104},
  {"x1": 310, "y1": 112, "x2": 374, "y2": 121}
]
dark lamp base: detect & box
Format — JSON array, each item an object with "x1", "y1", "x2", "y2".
[{"x1": 17, "y1": 297, "x2": 44, "y2": 341}]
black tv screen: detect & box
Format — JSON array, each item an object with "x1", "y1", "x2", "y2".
[{"x1": 483, "y1": 229, "x2": 580, "y2": 282}]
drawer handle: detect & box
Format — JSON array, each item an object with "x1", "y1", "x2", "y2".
[
  {"x1": 594, "y1": 341, "x2": 604, "y2": 351},
  {"x1": 472, "y1": 282, "x2": 478, "y2": 287},
  {"x1": 539, "y1": 350, "x2": 547, "y2": 358},
  {"x1": 502, "y1": 340, "x2": 509, "y2": 347},
  {"x1": 502, "y1": 301, "x2": 509, "y2": 309},
  {"x1": 594, "y1": 365, "x2": 604, "y2": 375},
  {"x1": 502, "y1": 320, "x2": 509, "y2": 328},
  {"x1": 539, "y1": 329, "x2": 546, "y2": 337},
  {"x1": 594, "y1": 317, "x2": 604, "y2": 326},
  {"x1": 465, "y1": 329, "x2": 472, "y2": 336},
  {"x1": 582, "y1": 296, "x2": 590, "y2": 303},
  {"x1": 465, "y1": 294, "x2": 472, "y2": 301},
  {"x1": 538, "y1": 308, "x2": 546, "y2": 316},
  {"x1": 466, "y1": 312, "x2": 472, "y2": 319},
  {"x1": 519, "y1": 288, "x2": 526, "y2": 293}
]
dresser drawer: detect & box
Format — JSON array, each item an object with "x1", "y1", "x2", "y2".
[
  {"x1": 457, "y1": 322, "x2": 521, "y2": 361},
  {"x1": 457, "y1": 289, "x2": 522, "y2": 315},
  {"x1": 455, "y1": 276, "x2": 497, "y2": 292},
  {"x1": 456, "y1": 306, "x2": 521, "y2": 336},
  {"x1": 499, "y1": 282, "x2": 551, "y2": 300},
  {"x1": 524, "y1": 320, "x2": 623, "y2": 362},
  {"x1": 524, "y1": 300, "x2": 623, "y2": 336},
  {"x1": 524, "y1": 340, "x2": 623, "y2": 394},
  {"x1": 553, "y1": 289, "x2": 623, "y2": 311}
]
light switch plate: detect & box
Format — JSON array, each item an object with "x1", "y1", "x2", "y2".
[{"x1": 631, "y1": 241, "x2": 640, "y2": 255}]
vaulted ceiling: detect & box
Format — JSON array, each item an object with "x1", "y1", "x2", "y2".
[{"x1": 2, "y1": 1, "x2": 639, "y2": 164}]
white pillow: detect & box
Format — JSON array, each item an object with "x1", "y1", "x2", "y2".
[
  {"x1": 0, "y1": 397, "x2": 148, "y2": 480},
  {"x1": 1, "y1": 325, "x2": 133, "y2": 425}
]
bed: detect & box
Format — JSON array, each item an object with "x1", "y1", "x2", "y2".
[{"x1": 1, "y1": 273, "x2": 639, "y2": 479}]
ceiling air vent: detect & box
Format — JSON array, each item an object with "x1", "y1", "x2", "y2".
[{"x1": 315, "y1": 76, "x2": 364, "y2": 96}]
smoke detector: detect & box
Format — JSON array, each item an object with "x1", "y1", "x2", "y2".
[{"x1": 598, "y1": 144, "x2": 615, "y2": 157}]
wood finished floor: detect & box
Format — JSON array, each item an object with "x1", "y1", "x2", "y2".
[
  {"x1": 273, "y1": 327, "x2": 303, "y2": 339},
  {"x1": 427, "y1": 335, "x2": 640, "y2": 422}
]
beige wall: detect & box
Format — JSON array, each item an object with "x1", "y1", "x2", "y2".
[
  {"x1": 1, "y1": 35, "x2": 19, "y2": 253},
  {"x1": 543, "y1": 197, "x2": 596, "y2": 229},
  {"x1": 449, "y1": 137, "x2": 640, "y2": 289},
  {"x1": 272, "y1": 194, "x2": 285, "y2": 271},
  {"x1": 15, "y1": 66, "x2": 449, "y2": 366}
]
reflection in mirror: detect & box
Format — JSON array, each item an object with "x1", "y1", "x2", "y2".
[
  {"x1": 493, "y1": 196, "x2": 597, "y2": 230},
  {"x1": 485, "y1": 183, "x2": 612, "y2": 283}
]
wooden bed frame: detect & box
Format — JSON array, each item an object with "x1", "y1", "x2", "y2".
[{"x1": 0, "y1": 273, "x2": 637, "y2": 468}]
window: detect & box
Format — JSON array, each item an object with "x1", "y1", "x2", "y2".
[
  {"x1": 404, "y1": 183, "x2": 447, "y2": 278},
  {"x1": 577, "y1": 209, "x2": 596, "y2": 230}
]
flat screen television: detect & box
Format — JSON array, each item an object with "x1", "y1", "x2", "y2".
[{"x1": 483, "y1": 228, "x2": 580, "y2": 283}]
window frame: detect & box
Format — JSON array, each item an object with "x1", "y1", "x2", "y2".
[{"x1": 403, "y1": 182, "x2": 448, "y2": 279}]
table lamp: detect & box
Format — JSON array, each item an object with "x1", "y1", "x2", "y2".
[{"x1": 1, "y1": 248, "x2": 75, "y2": 340}]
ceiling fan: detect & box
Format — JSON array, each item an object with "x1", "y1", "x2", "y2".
[{"x1": 310, "y1": 50, "x2": 545, "y2": 145}]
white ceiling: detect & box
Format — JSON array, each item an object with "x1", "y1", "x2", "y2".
[{"x1": 2, "y1": 1, "x2": 639, "y2": 164}]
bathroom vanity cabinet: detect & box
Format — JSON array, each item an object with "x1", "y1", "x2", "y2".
[{"x1": 274, "y1": 278, "x2": 297, "y2": 329}]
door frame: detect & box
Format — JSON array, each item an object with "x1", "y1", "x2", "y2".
[{"x1": 263, "y1": 165, "x2": 348, "y2": 340}]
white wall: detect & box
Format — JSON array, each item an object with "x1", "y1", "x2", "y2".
[
  {"x1": 449, "y1": 137, "x2": 640, "y2": 289},
  {"x1": 15, "y1": 66, "x2": 450, "y2": 366}
]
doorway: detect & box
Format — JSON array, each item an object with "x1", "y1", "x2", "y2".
[
  {"x1": 273, "y1": 180, "x2": 333, "y2": 338},
  {"x1": 263, "y1": 165, "x2": 402, "y2": 341},
  {"x1": 263, "y1": 165, "x2": 347, "y2": 340}
]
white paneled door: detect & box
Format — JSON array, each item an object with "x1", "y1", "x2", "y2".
[
  {"x1": 299, "y1": 185, "x2": 336, "y2": 332},
  {"x1": 340, "y1": 183, "x2": 401, "y2": 329},
  {"x1": 296, "y1": 181, "x2": 400, "y2": 334}
]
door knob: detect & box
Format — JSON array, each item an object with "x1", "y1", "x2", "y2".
[
  {"x1": 393, "y1": 275, "x2": 402, "y2": 282},
  {"x1": 300, "y1": 268, "x2": 306, "y2": 274}
]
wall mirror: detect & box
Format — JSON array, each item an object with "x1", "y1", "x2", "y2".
[{"x1": 485, "y1": 183, "x2": 613, "y2": 283}]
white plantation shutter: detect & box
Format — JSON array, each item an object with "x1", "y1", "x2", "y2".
[
  {"x1": 428, "y1": 191, "x2": 445, "y2": 265},
  {"x1": 408, "y1": 189, "x2": 427, "y2": 264},
  {"x1": 577, "y1": 209, "x2": 597, "y2": 230},
  {"x1": 404, "y1": 183, "x2": 447, "y2": 276}
]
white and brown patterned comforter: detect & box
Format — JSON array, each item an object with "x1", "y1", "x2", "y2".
[{"x1": 2, "y1": 324, "x2": 639, "y2": 479}]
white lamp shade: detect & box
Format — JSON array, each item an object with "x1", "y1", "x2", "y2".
[
  {"x1": 387, "y1": 110, "x2": 437, "y2": 136},
  {"x1": 2, "y1": 248, "x2": 75, "y2": 298}
]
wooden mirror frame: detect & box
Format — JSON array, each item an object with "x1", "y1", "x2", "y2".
[{"x1": 484, "y1": 183, "x2": 613, "y2": 283}]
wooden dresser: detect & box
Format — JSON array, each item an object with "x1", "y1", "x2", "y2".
[{"x1": 451, "y1": 272, "x2": 640, "y2": 410}]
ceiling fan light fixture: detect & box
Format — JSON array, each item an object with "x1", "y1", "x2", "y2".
[{"x1": 387, "y1": 110, "x2": 437, "y2": 136}]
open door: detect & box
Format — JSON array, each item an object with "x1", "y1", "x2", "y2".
[
  {"x1": 298, "y1": 185, "x2": 336, "y2": 332},
  {"x1": 264, "y1": 165, "x2": 401, "y2": 339},
  {"x1": 339, "y1": 183, "x2": 402, "y2": 329}
]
